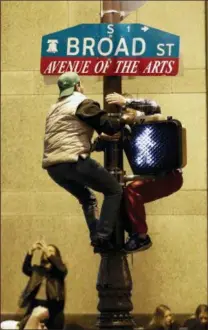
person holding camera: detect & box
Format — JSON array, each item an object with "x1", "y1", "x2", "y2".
[{"x1": 18, "y1": 241, "x2": 67, "y2": 330}]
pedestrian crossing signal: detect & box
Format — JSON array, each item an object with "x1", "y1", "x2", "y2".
[{"x1": 123, "y1": 118, "x2": 186, "y2": 176}]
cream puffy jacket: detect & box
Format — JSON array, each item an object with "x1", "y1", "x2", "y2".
[{"x1": 42, "y1": 92, "x2": 94, "y2": 168}]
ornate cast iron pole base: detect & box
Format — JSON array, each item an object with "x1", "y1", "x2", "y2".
[{"x1": 96, "y1": 252, "x2": 136, "y2": 329}]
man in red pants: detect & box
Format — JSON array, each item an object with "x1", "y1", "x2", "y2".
[
  {"x1": 123, "y1": 169, "x2": 183, "y2": 253},
  {"x1": 93, "y1": 92, "x2": 184, "y2": 253}
]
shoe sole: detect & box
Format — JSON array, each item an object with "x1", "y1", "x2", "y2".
[{"x1": 124, "y1": 242, "x2": 152, "y2": 254}]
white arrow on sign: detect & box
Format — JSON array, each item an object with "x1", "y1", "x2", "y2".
[{"x1": 141, "y1": 26, "x2": 149, "y2": 32}]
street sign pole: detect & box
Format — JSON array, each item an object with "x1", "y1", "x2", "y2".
[{"x1": 96, "y1": 1, "x2": 136, "y2": 329}]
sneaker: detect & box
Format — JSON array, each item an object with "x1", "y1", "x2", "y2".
[
  {"x1": 124, "y1": 234, "x2": 152, "y2": 253},
  {"x1": 91, "y1": 236, "x2": 114, "y2": 254}
]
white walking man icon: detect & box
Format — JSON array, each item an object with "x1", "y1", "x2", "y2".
[
  {"x1": 135, "y1": 127, "x2": 157, "y2": 166},
  {"x1": 47, "y1": 39, "x2": 59, "y2": 53}
]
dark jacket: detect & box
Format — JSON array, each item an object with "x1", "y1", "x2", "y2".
[
  {"x1": 147, "y1": 322, "x2": 180, "y2": 330},
  {"x1": 19, "y1": 254, "x2": 67, "y2": 309},
  {"x1": 184, "y1": 318, "x2": 208, "y2": 330}
]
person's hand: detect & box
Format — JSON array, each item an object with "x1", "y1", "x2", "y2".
[
  {"x1": 31, "y1": 306, "x2": 49, "y2": 321},
  {"x1": 36, "y1": 240, "x2": 49, "y2": 255},
  {"x1": 28, "y1": 242, "x2": 41, "y2": 255},
  {"x1": 105, "y1": 93, "x2": 127, "y2": 106},
  {"x1": 99, "y1": 132, "x2": 121, "y2": 141},
  {"x1": 121, "y1": 112, "x2": 136, "y2": 124}
]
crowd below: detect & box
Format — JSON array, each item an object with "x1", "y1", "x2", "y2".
[{"x1": 1, "y1": 303, "x2": 207, "y2": 329}]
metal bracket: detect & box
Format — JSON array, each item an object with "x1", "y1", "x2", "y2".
[{"x1": 100, "y1": 10, "x2": 121, "y2": 17}]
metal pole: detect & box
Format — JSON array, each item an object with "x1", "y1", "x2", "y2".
[
  {"x1": 206, "y1": 1, "x2": 208, "y2": 96},
  {"x1": 205, "y1": 0, "x2": 208, "y2": 282},
  {"x1": 96, "y1": 1, "x2": 136, "y2": 329},
  {"x1": 102, "y1": 0, "x2": 124, "y2": 249}
]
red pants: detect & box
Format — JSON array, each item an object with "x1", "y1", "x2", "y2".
[{"x1": 124, "y1": 170, "x2": 183, "y2": 234}]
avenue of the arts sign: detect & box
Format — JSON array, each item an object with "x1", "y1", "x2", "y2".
[{"x1": 40, "y1": 24, "x2": 180, "y2": 76}]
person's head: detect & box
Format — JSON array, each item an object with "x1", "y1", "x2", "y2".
[
  {"x1": 57, "y1": 71, "x2": 84, "y2": 99},
  {"x1": 195, "y1": 304, "x2": 208, "y2": 324},
  {"x1": 18, "y1": 306, "x2": 49, "y2": 330},
  {"x1": 150, "y1": 305, "x2": 173, "y2": 328},
  {"x1": 41, "y1": 244, "x2": 62, "y2": 267},
  {"x1": 18, "y1": 320, "x2": 47, "y2": 330}
]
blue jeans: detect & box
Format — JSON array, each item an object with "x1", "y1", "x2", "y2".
[{"x1": 47, "y1": 157, "x2": 123, "y2": 240}]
